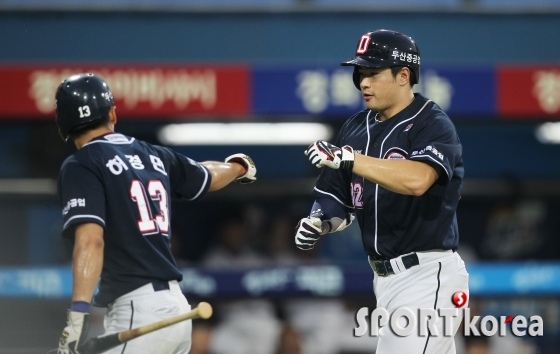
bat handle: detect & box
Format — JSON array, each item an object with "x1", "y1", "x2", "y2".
[{"x1": 80, "y1": 333, "x2": 120, "y2": 354}]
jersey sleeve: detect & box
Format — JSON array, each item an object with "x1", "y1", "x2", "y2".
[
  {"x1": 58, "y1": 160, "x2": 106, "y2": 239},
  {"x1": 311, "y1": 122, "x2": 354, "y2": 212},
  {"x1": 408, "y1": 111, "x2": 462, "y2": 194},
  {"x1": 155, "y1": 146, "x2": 211, "y2": 200}
]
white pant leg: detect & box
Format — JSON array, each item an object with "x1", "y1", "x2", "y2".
[
  {"x1": 210, "y1": 300, "x2": 281, "y2": 354},
  {"x1": 374, "y1": 251, "x2": 469, "y2": 354},
  {"x1": 102, "y1": 281, "x2": 192, "y2": 354}
]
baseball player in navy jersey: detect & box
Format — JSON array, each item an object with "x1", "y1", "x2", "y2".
[
  {"x1": 55, "y1": 73, "x2": 256, "y2": 354},
  {"x1": 295, "y1": 30, "x2": 469, "y2": 353}
]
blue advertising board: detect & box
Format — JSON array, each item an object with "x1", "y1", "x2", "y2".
[
  {"x1": 252, "y1": 66, "x2": 365, "y2": 117},
  {"x1": 252, "y1": 65, "x2": 496, "y2": 118},
  {"x1": 416, "y1": 67, "x2": 496, "y2": 117},
  {"x1": 1, "y1": 263, "x2": 559, "y2": 298}
]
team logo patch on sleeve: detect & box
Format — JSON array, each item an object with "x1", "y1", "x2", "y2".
[{"x1": 62, "y1": 198, "x2": 86, "y2": 215}]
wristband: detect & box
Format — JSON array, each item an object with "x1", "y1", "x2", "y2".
[{"x1": 71, "y1": 301, "x2": 90, "y2": 313}]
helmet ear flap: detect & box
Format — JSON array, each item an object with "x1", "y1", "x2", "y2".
[{"x1": 352, "y1": 67, "x2": 361, "y2": 90}]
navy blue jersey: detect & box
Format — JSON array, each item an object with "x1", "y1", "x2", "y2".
[
  {"x1": 313, "y1": 93, "x2": 464, "y2": 260},
  {"x1": 58, "y1": 133, "x2": 211, "y2": 306}
]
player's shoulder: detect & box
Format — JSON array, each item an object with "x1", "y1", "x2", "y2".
[
  {"x1": 60, "y1": 154, "x2": 80, "y2": 172},
  {"x1": 59, "y1": 153, "x2": 99, "y2": 182},
  {"x1": 414, "y1": 94, "x2": 456, "y2": 127}
]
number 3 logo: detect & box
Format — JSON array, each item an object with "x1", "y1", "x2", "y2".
[{"x1": 78, "y1": 105, "x2": 91, "y2": 118}]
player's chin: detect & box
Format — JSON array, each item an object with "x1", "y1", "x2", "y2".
[{"x1": 364, "y1": 100, "x2": 380, "y2": 111}]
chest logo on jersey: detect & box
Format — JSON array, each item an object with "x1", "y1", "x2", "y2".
[
  {"x1": 384, "y1": 148, "x2": 408, "y2": 160},
  {"x1": 404, "y1": 124, "x2": 413, "y2": 132}
]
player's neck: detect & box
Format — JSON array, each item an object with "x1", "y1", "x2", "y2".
[
  {"x1": 378, "y1": 90, "x2": 415, "y2": 121},
  {"x1": 74, "y1": 126, "x2": 114, "y2": 149}
]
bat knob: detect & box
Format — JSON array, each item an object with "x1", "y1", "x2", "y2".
[{"x1": 196, "y1": 302, "x2": 213, "y2": 319}]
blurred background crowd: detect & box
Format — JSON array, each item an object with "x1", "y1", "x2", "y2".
[{"x1": 0, "y1": 0, "x2": 559, "y2": 353}]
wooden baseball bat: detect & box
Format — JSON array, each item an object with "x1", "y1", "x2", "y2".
[{"x1": 80, "y1": 302, "x2": 213, "y2": 354}]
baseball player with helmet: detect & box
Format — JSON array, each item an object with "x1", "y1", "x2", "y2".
[
  {"x1": 295, "y1": 29, "x2": 468, "y2": 353},
  {"x1": 55, "y1": 73, "x2": 256, "y2": 354}
]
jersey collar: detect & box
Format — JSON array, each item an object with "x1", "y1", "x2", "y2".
[
  {"x1": 82, "y1": 133, "x2": 135, "y2": 147},
  {"x1": 374, "y1": 93, "x2": 430, "y2": 124}
]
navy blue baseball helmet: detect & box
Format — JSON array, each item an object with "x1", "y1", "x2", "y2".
[
  {"x1": 55, "y1": 73, "x2": 114, "y2": 141},
  {"x1": 341, "y1": 29, "x2": 421, "y2": 89}
]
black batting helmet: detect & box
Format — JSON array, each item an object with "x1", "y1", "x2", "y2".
[
  {"x1": 340, "y1": 29, "x2": 421, "y2": 89},
  {"x1": 55, "y1": 73, "x2": 114, "y2": 141}
]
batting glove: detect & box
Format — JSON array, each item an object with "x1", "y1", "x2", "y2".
[
  {"x1": 295, "y1": 217, "x2": 326, "y2": 250},
  {"x1": 305, "y1": 141, "x2": 355, "y2": 170},
  {"x1": 58, "y1": 310, "x2": 90, "y2": 354},
  {"x1": 225, "y1": 153, "x2": 257, "y2": 184}
]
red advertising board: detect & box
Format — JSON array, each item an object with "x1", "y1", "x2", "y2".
[
  {"x1": 498, "y1": 65, "x2": 560, "y2": 119},
  {"x1": 0, "y1": 65, "x2": 250, "y2": 119}
]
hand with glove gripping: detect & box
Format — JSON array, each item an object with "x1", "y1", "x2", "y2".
[
  {"x1": 295, "y1": 208, "x2": 355, "y2": 250},
  {"x1": 294, "y1": 217, "x2": 324, "y2": 250},
  {"x1": 225, "y1": 153, "x2": 257, "y2": 184},
  {"x1": 58, "y1": 310, "x2": 90, "y2": 354},
  {"x1": 305, "y1": 141, "x2": 355, "y2": 170}
]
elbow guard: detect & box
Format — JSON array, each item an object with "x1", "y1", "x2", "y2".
[
  {"x1": 310, "y1": 197, "x2": 355, "y2": 234},
  {"x1": 318, "y1": 214, "x2": 355, "y2": 234}
]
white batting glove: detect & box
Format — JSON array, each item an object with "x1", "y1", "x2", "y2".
[
  {"x1": 225, "y1": 153, "x2": 257, "y2": 184},
  {"x1": 305, "y1": 141, "x2": 355, "y2": 170},
  {"x1": 58, "y1": 311, "x2": 90, "y2": 354},
  {"x1": 295, "y1": 217, "x2": 325, "y2": 250}
]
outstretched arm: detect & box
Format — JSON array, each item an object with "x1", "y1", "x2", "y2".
[
  {"x1": 202, "y1": 153, "x2": 257, "y2": 191},
  {"x1": 202, "y1": 161, "x2": 245, "y2": 191}
]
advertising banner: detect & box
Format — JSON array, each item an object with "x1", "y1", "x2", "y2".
[
  {"x1": 498, "y1": 65, "x2": 560, "y2": 118},
  {"x1": 0, "y1": 65, "x2": 250, "y2": 118},
  {"x1": 252, "y1": 66, "x2": 364, "y2": 116},
  {"x1": 252, "y1": 66, "x2": 496, "y2": 118}
]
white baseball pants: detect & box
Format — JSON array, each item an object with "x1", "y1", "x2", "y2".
[
  {"x1": 102, "y1": 280, "x2": 192, "y2": 354},
  {"x1": 374, "y1": 250, "x2": 469, "y2": 354}
]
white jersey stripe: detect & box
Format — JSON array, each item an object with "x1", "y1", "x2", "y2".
[
  {"x1": 313, "y1": 187, "x2": 354, "y2": 209},
  {"x1": 410, "y1": 155, "x2": 451, "y2": 179},
  {"x1": 187, "y1": 165, "x2": 210, "y2": 201},
  {"x1": 63, "y1": 214, "x2": 106, "y2": 230}
]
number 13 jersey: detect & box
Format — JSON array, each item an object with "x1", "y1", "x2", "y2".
[{"x1": 58, "y1": 133, "x2": 211, "y2": 306}]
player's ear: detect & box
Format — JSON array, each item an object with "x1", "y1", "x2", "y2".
[
  {"x1": 399, "y1": 67, "x2": 411, "y2": 87},
  {"x1": 109, "y1": 106, "x2": 117, "y2": 125}
]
